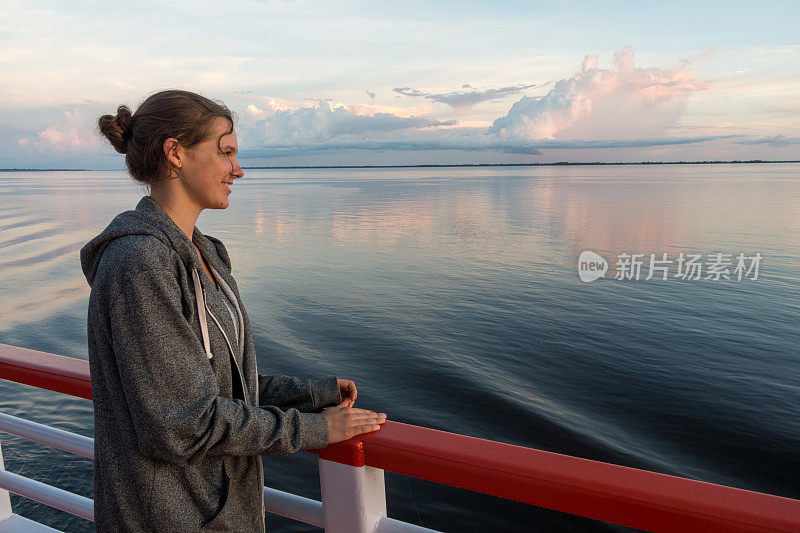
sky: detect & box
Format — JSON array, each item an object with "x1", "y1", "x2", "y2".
[{"x1": 1, "y1": 0, "x2": 799, "y2": 168}]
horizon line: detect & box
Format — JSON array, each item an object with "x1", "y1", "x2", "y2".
[{"x1": 2, "y1": 160, "x2": 799, "y2": 172}]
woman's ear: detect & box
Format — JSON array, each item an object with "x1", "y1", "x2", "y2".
[{"x1": 163, "y1": 137, "x2": 182, "y2": 170}]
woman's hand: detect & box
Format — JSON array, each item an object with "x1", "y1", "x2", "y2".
[
  {"x1": 322, "y1": 400, "x2": 387, "y2": 444},
  {"x1": 337, "y1": 378, "x2": 357, "y2": 407}
]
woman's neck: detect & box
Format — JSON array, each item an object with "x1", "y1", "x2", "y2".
[{"x1": 149, "y1": 188, "x2": 201, "y2": 243}]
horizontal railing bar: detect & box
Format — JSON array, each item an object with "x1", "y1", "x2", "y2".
[
  {"x1": 263, "y1": 486, "x2": 323, "y2": 527},
  {"x1": 0, "y1": 344, "x2": 91, "y2": 400},
  {"x1": 0, "y1": 470, "x2": 93, "y2": 522},
  {"x1": 343, "y1": 421, "x2": 800, "y2": 533},
  {"x1": 0, "y1": 412, "x2": 93, "y2": 460}
]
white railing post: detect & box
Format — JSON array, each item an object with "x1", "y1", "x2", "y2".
[
  {"x1": 318, "y1": 458, "x2": 387, "y2": 533},
  {"x1": 0, "y1": 435, "x2": 12, "y2": 522}
]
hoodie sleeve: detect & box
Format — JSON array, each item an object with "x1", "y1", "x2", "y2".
[
  {"x1": 107, "y1": 266, "x2": 330, "y2": 465},
  {"x1": 257, "y1": 374, "x2": 341, "y2": 412}
]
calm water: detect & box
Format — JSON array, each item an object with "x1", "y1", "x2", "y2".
[{"x1": 0, "y1": 165, "x2": 798, "y2": 532}]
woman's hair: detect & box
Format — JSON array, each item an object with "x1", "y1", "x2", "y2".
[{"x1": 97, "y1": 90, "x2": 235, "y2": 184}]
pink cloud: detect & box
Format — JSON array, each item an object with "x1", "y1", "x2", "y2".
[
  {"x1": 489, "y1": 46, "x2": 713, "y2": 141},
  {"x1": 242, "y1": 98, "x2": 297, "y2": 123},
  {"x1": 35, "y1": 110, "x2": 103, "y2": 151},
  {"x1": 240, "y1": 100, "x2": 455, "y2": 145}
]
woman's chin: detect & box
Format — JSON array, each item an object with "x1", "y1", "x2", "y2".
[{"x1": 210, "y1": 196, "x2": 230, "y2": 210}]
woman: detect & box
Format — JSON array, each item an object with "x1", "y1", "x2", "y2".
[{"x1": 80, "y1": 89, "x2": 386, "y2": 532}]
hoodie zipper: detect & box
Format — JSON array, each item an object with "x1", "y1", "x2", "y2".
[{"x1": 203, "y1": 286, "x2": 251, "y2": 403}]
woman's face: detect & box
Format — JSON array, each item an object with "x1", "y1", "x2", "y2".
[{"x1": 178, "y1": 116, "x2": 244, "y2": 211}]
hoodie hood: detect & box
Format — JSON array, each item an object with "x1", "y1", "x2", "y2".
[{"x1": 80, "y1": 195, "x2": 232, "y2": 288}]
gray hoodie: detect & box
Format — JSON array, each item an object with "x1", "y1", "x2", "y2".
[{"x1": 80, "y1": 195, "x2": 341, "y2": 532}]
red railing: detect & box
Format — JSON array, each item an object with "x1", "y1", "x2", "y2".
[{"x1": 1, "y1": 343, "x2": 799, "y2": 532}]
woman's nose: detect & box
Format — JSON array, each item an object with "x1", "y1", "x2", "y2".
[{"x1": 231, "y1": 157, "x2": 244, "y2": 178}]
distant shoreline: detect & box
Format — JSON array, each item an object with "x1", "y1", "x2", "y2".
[{"x1": 2, "y1": 160, "x2": 799, "y2": 172}]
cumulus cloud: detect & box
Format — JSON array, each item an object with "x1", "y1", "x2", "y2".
[
  {"x1": 36, "y1": 109, "x2": 104, "y2": 151},
  {"x1": 6, "y1": 109, "x2": 107, "y2": 166},
  {"x1": 0, "y1": 107, "x2": 128, "y2": 168},
  {"x1": 488, "y1": 46, "x2": 712, "y2": 141},
  {"x1": 242, "y1": 97, "x2": 297, "y2": 124},
  {"x1": 232, "y1": 49, "x2": 722, "y2": 161},
  {"x1": 234, "y1": 50, "x2": 730, "y2": 162},
  {"x1": 394, "y1": 83, "x2": 542, "y2": 114},
  {"x1": 242, "y1": 100, "x2": 455, "y2": 145}
]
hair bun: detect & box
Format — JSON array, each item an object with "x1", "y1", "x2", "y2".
[{"x1": 98, "y1": 105, "x2": 133, "y2": 154}]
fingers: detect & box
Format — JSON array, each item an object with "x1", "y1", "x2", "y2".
[
  {"x1": 353, "y1": 424, "x2": 383, "y2": 434},
  {"x1": 325, "y1": 408, "x2": 388, "y2": 443},
  {"x1": 348, "y1": 413, "x2": 386, "y2": 423},
  {"x1": 347, "y1": 407, "x2": 383, "y2": 416},
  {"x1": 349, "y1": 417, "x2": 387, "y2": 436},
  {"x1": 338, "y1": 379, "x2": 357, "y2": 404},
  {"x1": 327, "y1": 404, "x2": 387, "y2": 424},
  {"x1": 344, "y1": 412, "x2": 386, "y2": 431},
  {"x1": 338, "y1": 379, "x2": 356, "y2": 393}
]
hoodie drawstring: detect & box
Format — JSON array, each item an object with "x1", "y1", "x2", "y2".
[
  {"x1": 192, "y1": 269, "x2": 214, "y2": 360},
  {"x1": 192, "y1": 266, "x2": 251, "y2": 403}
]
